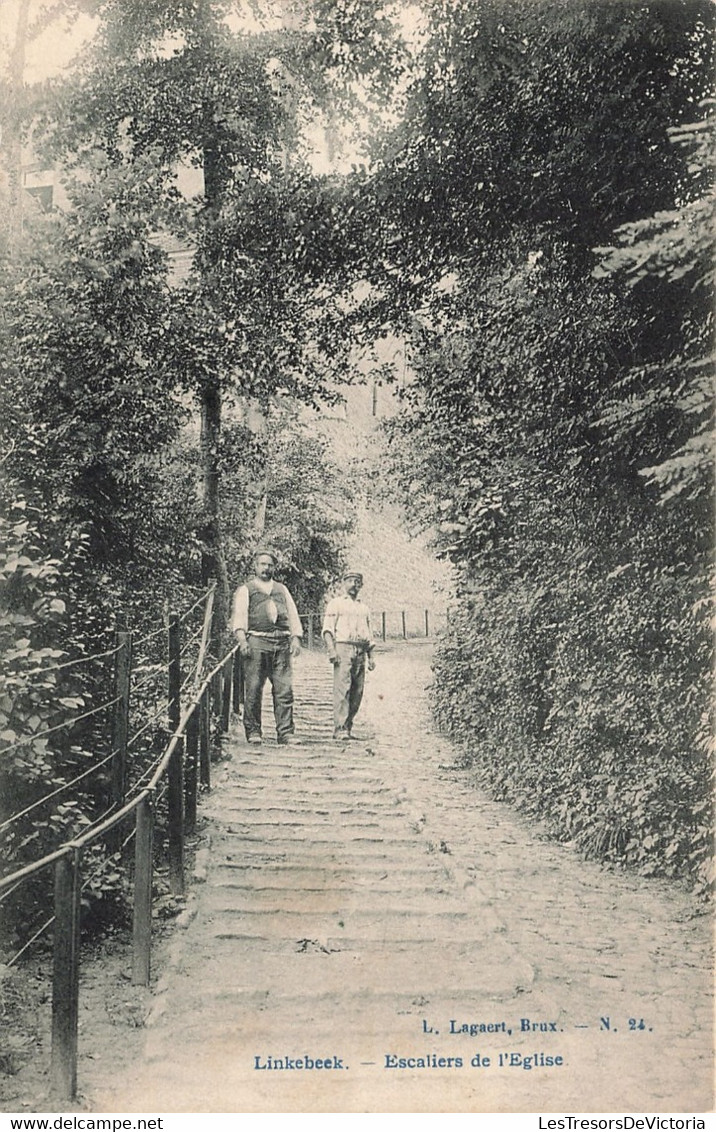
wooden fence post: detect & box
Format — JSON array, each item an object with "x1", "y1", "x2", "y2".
[
  {"x1": 51, "y1": 848, "x2": 81, "y2": 1100},
  {"x1": 167, "y1": 613, "x2": 184, "y2": 894},
  {"x1": 425, "y1": 609, "x2": 430, "y2": 637},
  {"x1": 232, "y1": 650, "x2": 242, "y2": 715},
  {"x1": 221, "y1": 659, "x2": 232, "y2": 733},
  {"x1": 167, "y1": 737, "x2": 185, "y2": 895},
  {"x1": 195, "y1": 586, "x2": 215, "y2": 681},
  {"x1": 199, "y1": 688, "x2": 211, "y2": 788},
  {"x1": 132, "y1": 793, "x2": 154, "y2": 986},
  {"x1": 401, "y1": 610, "x2": 407, "y2": 639},
  {"x1": 212, "y1": 671, "x2": 222, "y2": 717},
  {"x1": 185, "y1": 706, "x2": 200, "y2": 836},
  {"x1": 381, "y1": 611, "x2": 386, "y2": 642},
  {"x1": 111, "y1": 630, "x2": 132, "y2": 813},
  {"x1": 168, "y1": 613, "x2": 181, "y2": 733}
]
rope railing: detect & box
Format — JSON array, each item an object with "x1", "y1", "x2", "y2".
[
  {"x1": 120, "y1": 825, "x2": 137, "y2": 853},
  {"x1": 0, "y1": 878, "x2": 26, "y2": 906},
  {"x1": 0, "y1": 695, "x2": 121, "y2": 756},
  {"x1": 0, "y1": 751, "x2": 116, "y2": 834},
  {"x1": 179, "y1": 623, "x2": 205, "y2": 657},
  {"x1": 180, "y1": 670, "x2": 197, "y2": 693},
  {"x1": 127, "y1": 702, "x2": 167, "y2": 749},
  {"x1": 7, "y1": 913, "x2": 55, "y2": 969},
  {"x1": 79, "y1": 798, "x2": 124, "y2": 840},
  {"x1": 131, "y1": 664, "x2": 165, "y2": 694},
  {"x1": 0, "y1": 583, "x2": 240, "y2": 1102},
  {"x1": 178, "y1": 583, "x2": 216, "y2": 624},
  {"x1": 0, "y1": 842, "x2": 74, "y2": 894},
  {"x1": 127, "y1": 753, "x2": 164, "y2": 795},
  {"x1": 147, "y1": 648, "x2": 237, "y2": 793},
  {"x1": 9, "y1": 643, "x2": 123, "y2": 681},
  {"x1": 132, "y1": 621, "x2": 168, "y2": 648}
]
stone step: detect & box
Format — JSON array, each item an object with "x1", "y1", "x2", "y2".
[
  {"x1": 217, "y1": 818, "x2": 404, "y2": 832},
  {"x1": 225, "y1": 763, "x2": 387, "y2": 781},
  {"x1": 209, "y1": 929, "x2": 503, "y2": 951},
  {"x1": 213, "y1": 850, "x2": 447, "y2": 869},
  {"x1": 204, "y1": 907, "x2": 482, "y2": 941},
  {"x1": 217, "y1": 828, "x2": 412, "y2": 845},
  {"x1": 211, "y1": 787, "x2": 398, "y2": 804},
  {"x1": 210, "y1": 884, "x2": 455, "y2": 910},
  {"x1": 150, "y1": 938, "x2": 528, "y2": 997},
  {"x1": 212, "y1": 862, "x2": 449, "y2": 880},
  {"x1": 213, "y1": 805, "x2": 410, "y2": 819}
]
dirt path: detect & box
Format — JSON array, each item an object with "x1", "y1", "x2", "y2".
[{"x1": 84, "y1": 642, "x2": 712, "y2": 1114}]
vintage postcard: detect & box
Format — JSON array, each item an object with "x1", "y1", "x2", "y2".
[{"x1": 0, "y1": 0, "x2": 712, "y2": 1118}]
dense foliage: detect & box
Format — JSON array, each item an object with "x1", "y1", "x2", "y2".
[
  {"x1": 220, "y1": 405, "x2": 356, "y2": 612},
  {"x1": 0, "y1": 0, "x2": 713, "y2": 971},
  {"x1": 0, "y1": 0, "x2": 387, "y2": 950},
  {"x1": 370, "y1": 0, "x2": 714, "y2": 891}
]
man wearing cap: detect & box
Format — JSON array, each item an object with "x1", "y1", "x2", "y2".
[
  {"x1": 230, "y1": 550, "x2": 303, "y2": 745},
  {"x1": 322, "y1": 571, "x2": 375, "y2": 741}
]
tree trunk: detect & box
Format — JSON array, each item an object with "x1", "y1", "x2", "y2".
[
  {"x1": 199, "y1": 378, "x2": 229, "y2": 653},
  {"x1": 197, "y1": 134, "x2": 231, "y2": 653}
]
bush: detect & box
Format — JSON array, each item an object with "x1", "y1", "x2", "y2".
[{"x1": 432, "y1": 515, "x2": 713, "y2": 894}]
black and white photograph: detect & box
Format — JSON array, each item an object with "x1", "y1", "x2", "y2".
[{"x1": 0, "y1": 0, "x2": 713, "y2": 1118}]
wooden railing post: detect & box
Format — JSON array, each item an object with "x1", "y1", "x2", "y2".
[
  {"x1": 168, "y1": 737, "x2": 185, "y2": 895},
  {"x1": 195, "y1": 585, "x2": 215, "y2": 681},
  {"x1": 185, "y1": 707, "x2": 200, "y2": 836},
  {"x1": 132, "y1": 793, "x2": 154, "y2": 986},
  {"x1": 111, "y1": 630, "x2": 132, "y2": 812},
  {"x1": 212, "y1": 670, "x2": 222, "y2": 717},
  {"x1": 401, "y1": 610, "x2": 407, "y2": 639},
  {"x1": 381, "y1": 611, "x2": 386, "y2": 642},
  {"x1": 167, "y1": 613, "x2": 184, "y2": 894},
  {"x1": 168, "y1": 612, "x2": 181, "y2": 733},
  {"x1": 232, "y1": 650, "x2": 242, "y2": 715},
  {"x1": 425, "y1": 609, "x2": 430, "y2": 637},
  {"x1": 199, "y1": 688, "x2": 211, "y2": 788},
  {"x1": 51, "y1": 848, "x2": 81, "y2": 1100},
  {"x1": 221, "y1": 658, "x2": 232, "y2": 733}
]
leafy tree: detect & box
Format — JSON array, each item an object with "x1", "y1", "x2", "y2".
[
  {"x1": 367, "y1": 0, "x2": 714, "y2": 888},
  {"x1": 0, "y1": 1, "x2": 399, "y2": 943},
  {"x1": 0, "y1": 151, "x2": 197, "y2": 938},
  {"x1": 32, "y1": 0, "x2": 403, "y2": 646},
  {"x1": 594, "y1": 107, "x2": 715, "y2": 504},
  {"x1": 0, "y1": 150, "x2": 194, "y2": 597},
  {"x1": 365, "y1": 0, "x2": 713, "y2": 283},
  {"x1": 220, "y1": 404, "x2": 357, "y2": 612}
]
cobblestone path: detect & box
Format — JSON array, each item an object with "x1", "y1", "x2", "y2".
[{"x1": 90, "y1": 642, "x2": 713, "y2": 1114}]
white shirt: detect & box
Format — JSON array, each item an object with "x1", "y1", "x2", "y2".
[
  {"x1": 230, "y1": 579, "x2": 303, "y2": 637},
  {"x1": 322, "y1": 595, "x2": 373, "y2": 646}
]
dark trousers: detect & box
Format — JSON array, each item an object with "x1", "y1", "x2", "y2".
[
  {"x1": 243, "y1": 637, "x2": 294, "y2": 741},
  {"x1": 333, "y1": 643, "x2": 366, "y2": 735}
]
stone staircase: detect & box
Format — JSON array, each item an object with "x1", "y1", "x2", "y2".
[{"x1": 87, "y1": 646, "x2": 714, "y2": 1114}]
